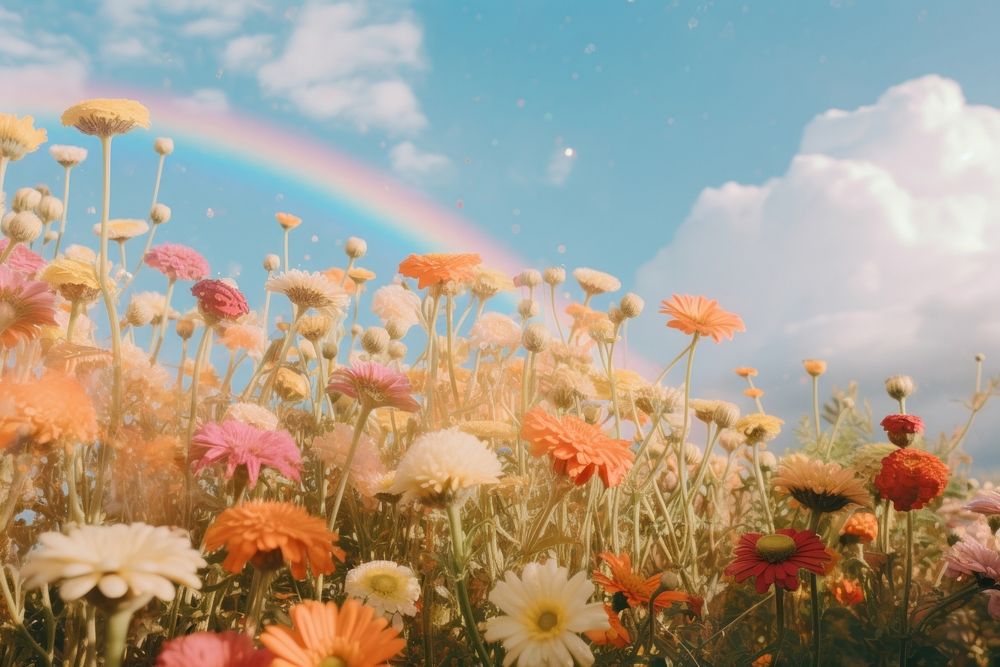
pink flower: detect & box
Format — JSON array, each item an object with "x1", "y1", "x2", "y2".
[
  {"x1": 0, "y1": 239, "x2": 45, "y2": 277},
  {"x1": 145, "y1": 243, "x2": 209, "y2": 282},
  {"x1": 879, "y1": 414, "x2": 924, "y2": 447},
  {"x1": 310, "y1": 423, "x2": 387, "y2": 499},
  {"x1": 966, "y1": 489, "x2": 1000, "y2": 516},
  {"x1": 192, "y1": 420, "x2": 302, "y2": 488},
  {"x1": 327, "y1": 361, "x2": 420, "y2": 412},
  {"x1": 371, "y1": 284, "x2": 421, "y2": 330},
  {"x1": 945, "y1": 537, "x2": 1000, "y2": 581},
  {"x1": 192, "y1": 279, "x2": 249, "y2": 321},
  {"x1": 156, "y1": 631, "x2": 273, "y2": 667},
  {"x1": 0, "y1": 265, "x2": 58, "y2": 347},
  {"x1": 469, "y1": 312, "x2": 522, "y2": 351}
]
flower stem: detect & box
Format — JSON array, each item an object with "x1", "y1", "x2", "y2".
[
  {"x1": 751, "y1": 443, "x2": 775, "y2": 532},
  {"x1": 808, "y1": 510, "x2": 823, "y2": 667},
  {"x1": 53, "y1": 165, "x2": 72, "y2": 258},
  {"x1": 149, "y1": 278, "x2": 175, "y2": 363},
  {"x1": 327, "y1": 404, "x2": 372, "y2": 530},
  {"x1": 102, "y1": 609, "x2": 133, "y2": 667},
  {"x1": 446, "y1": 503, "x2": 492, "y2": 666},
  {"x1": 899, "y1": 511, "x2": 914, "y2": 666},
  {"x1": 812, "y1": 375, "x2": 821, "y2": 444}
]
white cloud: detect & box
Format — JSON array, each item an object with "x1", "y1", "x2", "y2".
[
  {"x1": 633, "y1": 75, "x2": 1000, "y2": 461},
  {"x1": 256, "y1": 2, "x2": 426, "y2": 133},
  {"x1": 389, "y1": 141, "x2": 451, "y2": 180},
  {"x1": 546, "y1": 146, "x2": 577, "y2": 186},
  {"x1": 222, "y1": 34, "x2": 274, "y2": 72},
  {"x1": 102, "y1": 37, "x2": 150, "y2": 60},
  {"x1": 174, "y1": 88, "x2": 229, "y2": 114},
  {"x1": 0, "y1": 11, "x2": 88, "y2": 99}
]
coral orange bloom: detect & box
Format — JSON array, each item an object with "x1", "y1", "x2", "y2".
[
  {"x1": 585, "y1": 604, "x2": 631, "y2": 648},
  {"x1": 831, "y1": 578, "x2": 864, "y2": 606},
  {"x1": 398, "y1": 252, "x2": 481, "y2": 289},
  {"x1": 874, "y1": 448, "x2": 949, "y2": 511},
  {"x1": 0, "y1": 372, "x2": 98, "y2": 450},
  {"x1": 521, "y1": 407, "x2": 634, "y2": 487},
  {"x1": 592, "y1": 552, "x2": 702, "y2": 615},
  {"x1": 734, "y1": 367, "x2": 758, "y2": 378},
  {"x1": 321, "y1": 267, "x2": 358, "y2": 295},
  {"x1": 659, "y1": 294, "x2": 745, "y2": 343},
  {"x1": 840, "y1": 512, "x2": 878, "y2": 544},
  {"x1": 260, "y1": 599, "x2": 405, "y2": 667},
  {"x1": 204, "y1": 502, "x2": 345, "y2": 579}
]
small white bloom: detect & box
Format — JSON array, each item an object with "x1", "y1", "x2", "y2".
[
  {"x1": 389, "y1": 428, "x2": 501, "y2": 508},
  {"x1": 266, "y1": 269, "x2": 348, "y2": 316},
  {"x1": 572, "y1": 267, "x2": 621, "y2": 296},
  {"x1": 371, "y1": 284, "x2": 421, "y2": 331},
  {"x1": 345, "y1": 560, "x2": 420, "y2": 628}
]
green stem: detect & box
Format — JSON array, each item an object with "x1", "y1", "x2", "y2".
[
  {"x1": 446, "y1": 503, "x2": 492, "y2": 666},
  {"x1": 773, "y1": 588, "x2": 786, "y2": 666},
  {"x1": 900, "y1": 511, "x2": 914, "y2": 666},
  {"x1": 102, "y1": 609, "x2": 133, "y2": 667},
  {"x1": 812, "y1": 375, "x2": 821, "y2": 443},
  {"x1": 53, "y1": 165, "x2": 72, "y2": 258},
  {"x1": 327, "y1": 404, "x2": 373, "y2": 530},
  {"x1": 808, "y1": 510, "x2": 823, "y2": 667},
  {"x1": 149, "y1": 278, "x2": 175, "y2": 363}
]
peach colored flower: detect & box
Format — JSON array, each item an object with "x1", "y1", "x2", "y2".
[
  {"x1": 156, "y1": 631, "x2": 274, "y2": 667},
  {"x1": 398, "y1": 252, "x2": 481, "y2": 289},
  {"x1": 0, "y1": 266, "x2": 58, "y2": 347},
  {"x1": 521, "y1": 407, "x2": 634, "y2": 487},
  {"x1": 192, "y1": 420, "x2": 302, "y2": 488},
  {"x1": 275, "y1": 212, "x2": 301, "y2": 230},
  {"x1": 659, "y1": 294, "x2": 745, "y2": 343},
  {"x1": 0, "y1": 240, "x2": 45, "y2": 276},
  {"x1": 0, "y1": 372, "x2": 98, "y2": 450}
]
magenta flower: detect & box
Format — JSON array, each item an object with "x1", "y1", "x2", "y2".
[
  {"x1": 0, "y1": 239, "x2": 45, "y2": 277},
  {"x1": 327, "y1": 360, "x2": 420, "y2": 412},
  {"x1": 191, "y1": 279, "x2": 249, "y2": 321},
  {"x1": 191, "y1": 420, "x2": 302, "y2": 488},
  {"x1": 145, "y1": 243, "x2": 209, "y2": 282},
  {"x1": 156, "y1": 631, "x2": 273, "y2": 667},
  {"x1": 879, "y1": 413, "x2": 925, "y2": 447},
  {"x1": 966, "y1": 489, "x2": 1000, "y2": 516}
]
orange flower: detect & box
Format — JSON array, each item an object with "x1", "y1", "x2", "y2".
[
  {"x1": 585, "y1": 604, "x2": 631, "y2": 647},
  {"x1": 204, "y1": 501, "x2": 345, "y2": 579},
  {"x1": 275, "y1": 212, "x2": 301, "y2": 230},
  {"x1": 398, "y1": 253, "x2": 481, "y2": 289},
  {"x1": 321, "y1": 267, "x2": 358, "y2": 295},
  {"x1": 743, "y1": 387, "x2": 764, "y2": 399},
  {"x1": 840, "y1": 512, "x2": 878, "y2": 544},
  {"x1": 658, "y1": 294, "x2": 745, "y2": 343},
  {"x1": 831, "y1": 578, "x2": 864, "y2": 606},
  {"x1": 521, "y1": 407, "x2": 634, "y2": 487},
  {"x1": 260, "y1": 599, "x2": 405, "y2": 667},
  {"x1": 803, "y1": 359, "x2": 827, "y2": 377},
  {"x1": 734, "y1": 367, "x2": 758, "y2": 378},
  {"x1": 592, "y1": 552, "x2": 702, "y2": 615},
  {"x1": 0, "y1": 372, "x2": 98, "y2": 450}
]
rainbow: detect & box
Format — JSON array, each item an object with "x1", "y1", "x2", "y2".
[{"x1": 10, "y1": 83, "x2": 528, "y2": 273}]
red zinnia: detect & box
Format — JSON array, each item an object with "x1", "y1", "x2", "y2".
[
  {"x1": 831, "y1": 578, "x2": 864, "y2": 606},
  {"x1": 192, "y1": 279, "x2": 249, "y2": 322},
  {"x1": 724, "y1": 528, "x2": 832, "y2": 593},
  {"x1": 874, "y1": 447, "x2": 949, "y2": 511},
  {"x1": 521, "y1": 407, "x2": 634, "y2": 487},
  {"x1": 879, "y1": 414, "x2": 924, "y2": 448}
]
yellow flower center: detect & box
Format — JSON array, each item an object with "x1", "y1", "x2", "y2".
[
  {"x1": 319, "y1": 658, "x2": 347, "y2": 667},
  {"x1": 755, "y1": 534, "x2": 797, "y2": 563},
  {"x1": 534, "y1": 609, "x2": 561, "y2": 635},
  {"x1": 368, "y1": 573, "x2": 398, "y2": 596}
]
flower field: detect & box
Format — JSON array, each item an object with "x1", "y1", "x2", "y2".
[{"x1": 2, "y1": 99, "x2": 1000, "y2": 666}]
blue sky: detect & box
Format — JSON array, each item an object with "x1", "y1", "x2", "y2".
[{"x1": 4, "y1": 1, "x2": 1000, "y2": 466}]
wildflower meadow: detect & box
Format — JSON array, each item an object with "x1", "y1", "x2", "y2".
[{"x1": 2, "y1": 99, "x2": 999, "y2": 667}]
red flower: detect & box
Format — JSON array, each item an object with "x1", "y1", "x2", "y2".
[
  {"x1": 874, "y1": 448, "x2": 949, "y2": 511},
  {"x1": 191, "y1": 279, "x2": 249, "y2": 322},
  {"x1": 831, "y1": 578, "x2": 864, "y2": 606},
  {"x1": 724, "y1": 529, "x2": 832, "y2": 593},
  {"x1": 879, "y1": 414, "x2": 924, "y2": 448}
]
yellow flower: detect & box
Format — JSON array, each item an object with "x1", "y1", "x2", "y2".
[
  {"x1": 0, "y1": 113, "x2": 47, "y2": 160},
  {"x1": 42, "y1": 258, "x2": 103, "y2": 302},
  {"x1": 61, "y1": 99, "x2": 150, "y2": 137},
  {"x1": 734, "y1": 413, "x2": 784, "y2": 445},
  {"x1": 93, "y1": 218, "x2": 149, "y2": 241}
]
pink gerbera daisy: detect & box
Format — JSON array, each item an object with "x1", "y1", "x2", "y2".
[
  {"x1": 327, "y1": 361, "x2": 420, "y2": 412},
  {"x1": 966, "y1": 489, "x2": 1000, "y2": 516},
  {"x1": 945, "y1": 537, "x2": 1000, "y2": 617},
  {"x1": 0, "y1": 266, "x2": 58, "y2": 347},
  {"x1": 156, "y1": 631, "x2": 274, "y2": 667},
  {"x1": 192, "y1": 420, "x2": 302, "y2": 488},
  {"x1": 192, "y1": 279, "x2": 249, "y2": 322},
  {"x1": 0, "y1": 239, "x2": 46, "y2": 277},
  {"x1": 145, "y1": 243, "x2": 210, "y2": 282}
]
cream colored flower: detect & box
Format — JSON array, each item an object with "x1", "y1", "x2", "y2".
[
  {"x1": 344, "y1": 560, "x2": 420, "y2": 627},
  {"x1": 389, "y1": 428, "x2": 501, "y2": 508},
  {"x1": 484, "y1": 559, "x2": 608, "y2": 667},
  {"x1": 224, "y1": 402, "x2": 279, "y2": 430},
  {"x1": 472, "y1": 267, "x2": 515, "y2": 299},
  {"x1": 371, "y1": 284, "x2": 421, "y2": 331},
  {"x1": 772, "y1": 453, "x2": 872, "y2": 513},
  {"x1": 469, "y1": 312, "x2": 522, "y2": 351},
  {"x1": 21, "y1": 523, "x2": 204, "y2": 605},
  {"x1": 61, "y1": 99, "x2": 150, "y2": 137},
  {"x1": 93, "y1": 218, "x2": 149, "y2": 241},
  {"x1": 266, "y1": 270, "x2": 349, "y2": 316},
  {"x1": 572, "y1": 267, "x2": 621, "y2": 296},
  {"x1": 0, "y1": 114, "x2": 47, "y2": 160},
  {"x1": 734, "y1": 413, "x2": 783, "y2": 445},
  {"x1": 49, "y1": 144, "x2": 87, "y2": 168}
]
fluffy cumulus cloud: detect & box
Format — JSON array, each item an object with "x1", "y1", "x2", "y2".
[
  {"x1": 633, "y1": 76, "x2": 1000, "y2": 465},
  {"x1": 0, "y1": 7, "x2": 87, "y2": 100},
  {"x1": 174, "y1": 88, "x2": 230, "y2": 114},
  {"x1": 254, "y1": 2, "x2": 426, "y2": 133},
  {"x1": 389, "y1": 141, "x2": 451, "y2": 180}
]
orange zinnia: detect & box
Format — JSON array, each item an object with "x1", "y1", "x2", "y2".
[
  {"x1": 0, "y1": 372, "x2": 98, "y2": 450},
  {"x1": 398, "y1": 253, "x2": 481, "y2": 289},
  {"x1": 521, "y1": 407, "x2": 634, "y2": 487},
  {"x1": 592, "y1": 552, "x2": 702, "y2": 615},
  {"x1": 204, "y1": 501, "x2": 345, "y2": 579},
  {"x1": 585, "y1": 604, "x2": 631, "y2": 647},
  {"x1": 659, "y1": 294, "x2": 745, "y2": 343},
  {"x1": 260, "y1": 599, "x2": 405, "y2": 667}
]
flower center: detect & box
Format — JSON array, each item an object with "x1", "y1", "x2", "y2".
[
  {"x1": 536, "y1": 610, "x2": 560, "y2": 632},
  {"x1": 755, "y1": 534, "x2": 797, "y2": 563},
  {"x1": 319, "y1": 658, "x2": 347, "y2": 667},
  {"x1": 369, "y1": 573, "x2": 398, "y2": 596}
]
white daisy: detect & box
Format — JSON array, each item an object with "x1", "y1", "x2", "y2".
[
  {"x1": 266, "y1": 269, "x2": 349, "y2": 315},
  {"x1": 20, "y1": 523, "x2": 205, "y2": 607},
  {"x1": 345, "y1": 560, "x2": 420, "y2": 628},
  {"x1": 484, "y1": 559, "x2": 609, "y2": 667},
  {"x1": 388, "y1": 428, "x2": 501, "y2": 508}
]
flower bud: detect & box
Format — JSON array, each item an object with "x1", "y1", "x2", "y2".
[
  {"x1": 150, "y1": 203, "x2": 171, "y2": 224},
  {"x1": 350, "y1": 323, "x2": 363, "y2": 338},
  {"x1": 384, "y1": 318, "x2": 406, "y2": 340},
  {"x1": 388, "y1": 341, "x2": 407, "y2": 360},
  {"x1": 588, "y1": 319, "x2": 617, "y2": 344},
  {"x1": 44, "y1": 230, "x2": 59, "y2": 244},
  {"x1": 522, "y1": 323, "x2": 550, "y2": 353},
  {"x1": 518, "y1": 298, "x2": 539, "y2": 319},
  {"x1": 274, "y1": 367, "x2": 310, "y2": 402},
  {"x1": 517, "y1": 269, "x2": 542, "y2": 288},
  {"x1": 13, "y1": 188, "x2": 42, "y2": 212},
  {"x1": 361, "y1": 327, "x2": 390, "y2": 355},
  {"x1": 321, "y1": 341, "x2": 338, "y2": 360},
  {"x1": 176, "y1": 318, "x2": 196, "y2": 340},
  {"x1": 543, "y1": 266, "x2": 565, "y2": 286},
  {"x1": 884, "y1": 375, "x2": 915, "y2": 401},
  {"x1": 582, "y1": 403, "x2": 602, "y2": 424},
  {"x1": 2, "y1": 211, "x2": 42, "y2": 243},
  {"x1": 263, "y1": 254, "x2": 281, "y2": 272},
  {"x1": 976, "y1": 353, "x2": 986, "y2": 363},
  {"x1": 803, "y1": 359, "x2": 827, "y2": 377},
  {"x1": 712, "y1": 401, "x2": 740, "y2": 429},
  {"x1": 718, "y1": 429, "x2": 745, "y2": 453},
  {"x1": 659, "y1": 572, "x2": 681, "y2": 591},
  {"x1": 619, "y1": 292, "x2": 645, "y2": 319},
  {"x1": 36, "y1": 195, "x2": 63, "y2": 223},
  {"x1": 154, "y1": 137, "x2": 174, "y2": 156},
  {"x1": 298, "y1": 314, "x2": 331, "y2": 342},
  {"x1": 125, "y1": 298, "x2": 155, "y2": 327},
  {"x1": 34, "y1": 184, "x2": 51, "y2": 197},
  {"x1": 344, "y1": 236, "x2": 367, "y2": 259}
]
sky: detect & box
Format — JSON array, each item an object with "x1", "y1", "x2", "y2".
[{"x1": 2, "y1": 1, "x2": 1000, "y2": 468}]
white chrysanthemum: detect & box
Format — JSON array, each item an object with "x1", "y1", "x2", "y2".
[
  {"x1": 49, "y1": 144, "x2": 88, "y2": 167},
  {"x1": 266, "y1": 270, "x2": 349, "y2": 315},
  {"x1": 371, "y1": 284, "x2": 421, "y2": 331},
  {"x1": 20, "y1": 523, "x2": 205, "y2": 604},
  {"x1": 484, "y1": 559, "x2": 608, "y2": 667},
  {"x1": 571, "y1": 267, "x2": 621, "y2": 296},
  {"x1": 129, "y1": 291, "x2": 173, "y2": 325},
  {"x1": 470, "y1": 312, "x2": 522, "y2": 351},
  {"x1": 345, "y1": 560, "x2": 420, "y2": 627},
  {"x1": 224, "y1": 402, "x2": 279, "y2": 430},
  {"x1": 389, "y1": 428, "x2": 501, "y2": 508}
]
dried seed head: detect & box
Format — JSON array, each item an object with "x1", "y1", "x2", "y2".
[
  {"x1": 884, "y1": 375, "x2": 915, "y2": 401},
  {"x1": 345, "y1": 236, "x2": 367, "y2": 259},
  {"x1": 522, "y1": 323, "x2": 550, "y2": 353},
  {"x1": 384, "y1": 318, "x2": 406, "y2": 340},
  {"x1": 13, "y1": 188, "x2": 42, "y2": 212},
  {"x1": 619, "y1": 292, "x2": 645, "y2": 319},
  {"x1": 263, "y1": 254, "x2": 281, "y2": 272},
  {"x1": 150, "y1": 203, "x2": 171, "y2": 225},
  {"x1": 154, "y1": 137, "x2": 174, "y2": 156},
  {"x1": 361, "y1": 326, "x2": 390, "y2": 355},
  {"x1": 388, "y1": 341, "x2": 407, "y2": 360},
  {"x1": 2, "y1": 211, "x2": 42, "y2": 243},
  {"x1": 543, "y1": 266, "x2": 566, "y2": 286},
  {"x1": 517, "y1": 269, "x2": 542, "y2": 288},
  {"x1": 518, "y1": 298, "x2": 539, "y2": 320}
]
